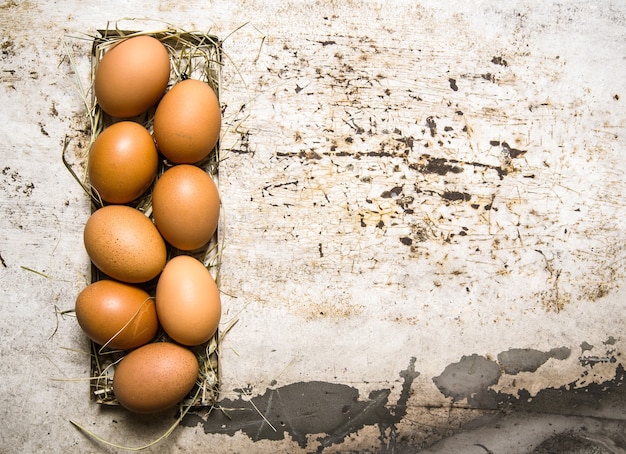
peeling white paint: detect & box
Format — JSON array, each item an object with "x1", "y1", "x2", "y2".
[{"x1": 1, "y1": 1, "x2": 625, "y2": 452}]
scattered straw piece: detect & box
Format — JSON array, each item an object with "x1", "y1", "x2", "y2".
[
  {"x1": 70, "y1": 387, "x2": 201, "y2": 451},
  {"x1": 20, "y1": 265, "x2": 51, "y2": 279}
]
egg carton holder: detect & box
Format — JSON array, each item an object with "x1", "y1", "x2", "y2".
[{"x1": 84, "y1": 28, "x2": 223, "y2": 409}]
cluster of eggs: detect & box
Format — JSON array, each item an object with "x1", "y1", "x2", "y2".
[{"x1": 74, "y1": 35, "x2": 222, "y2": 414}]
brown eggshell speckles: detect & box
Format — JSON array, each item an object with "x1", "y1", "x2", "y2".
[
  {"x1": 84, "y1": 205, "x2": 167, "y2": 283},
  {"x1": 113, "y1": 342, "x2": 199, "y2": 414}
]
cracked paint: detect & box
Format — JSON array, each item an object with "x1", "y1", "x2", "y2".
[
  {"x1": 183, "y1": 358, "x2": 420, "y2": 452},
  {"x1": 183, "y1": 350, "x2": 625, "y2": 452}
]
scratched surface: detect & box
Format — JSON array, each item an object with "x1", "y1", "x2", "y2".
[
  {"x1": 1, "y1": 1, "x2": 625, "y2": 452},
  {"x1": 218, "y1": 0, "x2": 626, "y2": 396}
]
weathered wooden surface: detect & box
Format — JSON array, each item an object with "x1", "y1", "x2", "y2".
[
  {"x1": 218, "y1": 0, "x2": 626, "y2": 401},
  {"x1": 1, "y1": 1, "x2": 625, "y2": 452}
]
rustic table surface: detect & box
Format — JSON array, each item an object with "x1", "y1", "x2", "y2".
[{"x1": 1, "y1": 1, "x2": 625, "y2": 452}]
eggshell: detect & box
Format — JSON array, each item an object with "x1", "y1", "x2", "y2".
[
  {"x1": 156, "y1": 255, "x2": 221, "y2": 346},
  {"x1": 113, "y1": 342, "x2": 198, "y2": 414},
  {"x1": 152, "y1": 165, "x2": 220, "y2": 251},
  {"x1": 153, "y1": 79, "x2": 221, "y2": 164},
  {"x1": 95, "y1": 35, "x2": 170, "y2": 118},
  {"x1": 88, "y1": 121, "x2": 158, "y2": 204},
  {"x1": 75, "y1": 279, "x2": 158, "y2": 350},
  {"x1": 84, "y1": 205, "x2": 167, "y2": 283}
]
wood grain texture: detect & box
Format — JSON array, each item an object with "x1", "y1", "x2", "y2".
[
  {"x1": 216, "y1": 0, "x2": 626, "y2": 401},
  {"x1": 1, "y1": 1, "x2": 625, "y2": 452}
]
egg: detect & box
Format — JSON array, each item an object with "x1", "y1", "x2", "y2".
[
  {"x1": 153, "y1": 79, "x2": 221, "y2": 164},
  {"x1": 84, "y1": 205, "x2": 167, "y2": 283},
  {"x1": 94, "y1": 35, "x2": 170, "y2": 118},
  {"x1": 152, "y1": 164, "x2": 220, "y2": 251},
  {"x1": 156, "y1": 255, "x2": 221, "y2": 346},
  {"x1": 75, "y1": 279, "x2": 158, "y2": 350},
  {"x1": 88, "y1": 121, "x2": 158, "y2": 204},
  {"x1": 113, "y1": 342, "x2": 198, "y2": 414}
]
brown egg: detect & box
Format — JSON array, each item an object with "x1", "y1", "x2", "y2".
[
  {"x1": 113, "y1": 342, "x2": 199, "y2": 414},
  {"x1": 153, "y1": 79, "x2": 221, "y2": 164},
  {"x1": 156, "y1": 255, "x2": 221, "y2": 346},
  {"x1": 84, "y1": 205, "x2": 167, "y2": 283},
  {"x1": 88, "y1": 121, "x2": 158, "y2": 204},
  {"x1": 75, "y1": 279, "x2": 158, "y2": 350},
  {"x1": 152, "y1": 164, "x2": 220, "y2": 251},
  {"x1": 94, "y1": 35, "x2": 170, "y2": 118}
]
